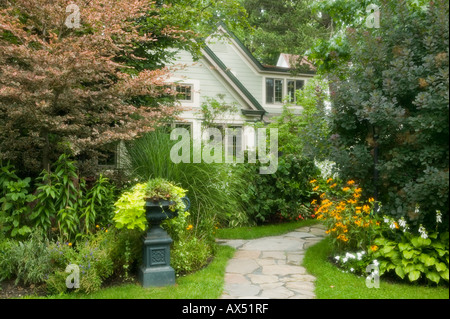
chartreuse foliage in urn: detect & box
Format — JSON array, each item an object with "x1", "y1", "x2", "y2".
[{"x1": 113, "y1": 178, "x2": 188, "y2": 231}]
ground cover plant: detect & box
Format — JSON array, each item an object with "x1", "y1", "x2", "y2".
[
  {"x1": 303, "y1": 237, "x2": 449, "y2": 299},
  {"x1": 0, "y1": 155, "x2": 116, "y2": 242},
  {"x1": 12, "y1": 244, "x2": 235, "y2": 299}
]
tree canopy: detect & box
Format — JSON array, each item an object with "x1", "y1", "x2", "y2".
[
  {"x1": 0, "y1": 0, "x2": 250, "y2": 176},
  {"x1": 241, "y1": 0, "x2": 331, "y2": 66},
  {"x1": 0, "y1": 0, "x2": 186, "y2": 176}
]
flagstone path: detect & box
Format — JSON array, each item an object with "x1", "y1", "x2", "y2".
[{"x1": 217, "y1": 224, "x2": 327, "y2": 299}]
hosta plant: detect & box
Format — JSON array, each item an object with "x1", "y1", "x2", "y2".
[{"x1": 370, "y1": 228, "x2": 449, "y2": 285}]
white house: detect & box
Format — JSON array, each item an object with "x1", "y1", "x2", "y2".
[
  {"x1": 166, "y1": 23, "x2": 316, "y2": 152},
  {"x1": 110, "y1": 23, "x2": 315, "y2": 169}
]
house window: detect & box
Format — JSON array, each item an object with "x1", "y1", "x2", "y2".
[
  {"x1": 176, "y1": 84, "x2": 193, "y2": 102},
  {"x1": 225, "y1": 126, "x2": 243, "y2": 158},
  {"x1": 98, "y1": 143, "x2": 118, "y2": 167},
  {"x1": 287, "y1": 80, "x2": 305, "y2": 104},
  {"x1": 266, "y1": 78, "x2": 274, "y2": 104},
  {"x1": 266, "y1": 78, "x2": 284, "y2": 104}
]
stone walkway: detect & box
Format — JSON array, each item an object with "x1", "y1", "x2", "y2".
[{"x1": 217, "y1": 224, "x2": 327, "y2": 299}]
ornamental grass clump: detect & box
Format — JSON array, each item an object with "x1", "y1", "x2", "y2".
[{"x1": 311, "y1": 178, "x2": 382, "y2": 252}]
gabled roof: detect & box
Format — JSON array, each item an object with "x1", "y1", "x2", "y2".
[
  {"x1": 215, "y1": 22, "x2": 316, "y2": 76},
  {"x1": 201, "y1": 45, "x2": 266, "y2": 113},
  {"x1": 199, "y1": 23, "x2": 315, "y2": 116},
  {"x1": 277, "y1": 53, "x2": 316, "y2": 71}
]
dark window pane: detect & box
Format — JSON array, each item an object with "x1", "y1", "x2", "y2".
[
  {"x1": 176, "y1": 85, "x2": 192, "y2": 101},
  {"x1": 266, "y1": 78, "x2": 274, "y2": 104},
  {"x1": 287, "y1": 80, "x2": 295, "y2": 103},
  {"x1": 275, "y1": 79, "x2": 283, "y2": 103}
]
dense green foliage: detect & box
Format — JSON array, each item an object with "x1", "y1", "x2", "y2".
[
  {"x1": 237, "y1": 152, "x2": 320, "y2": 224},
  {"x1": 0, "y1": 155, "x2": 116, "y2": 242},
  {"x1": 314, "y1": 0, "x2": 449, "y2": 231},
  {"x1": 241, "y1": 0, "x2": 331, "y2": 65}
]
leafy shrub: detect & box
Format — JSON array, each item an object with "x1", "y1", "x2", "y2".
[
  {"x1": 45, "y1": 270, "x2": 69, "y2": 295},
  {"x1": 0, "y1": 160, "x2": 35, "y2": 238},
  {"x1": 0, "y1": 237, "x2": 14, "y2": 281},
  {"x1": 0, "y1": 176, "x2": 35, "y2": 238},
  {"x1": 0, "y1": 155, "x2": 117, "y2": 242},
  {"x1": 260, "y1": 77, "x2": 330, "y2": 160},
  {"x1": 104, "y1": 228, "x2": 143, "y2": 279},
  {"x1": 238, "y1": 152, "x2": 320, "y2": 224},
  {"x1": 80, "y1": 174, "x2": 116, "y2": 234},
  {"x1": 46, "y1": 229, "x2": 116, "y2": 294}
]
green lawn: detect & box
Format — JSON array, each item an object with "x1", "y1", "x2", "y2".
[
  {"x1": 303, "y1": 237, "x2": 449, "y2": 299},
  {"x1": 24, "y1": 220, "x2": 449, "y2": 299},
  {"x1": 216, "y1": 219, "x2": 320, "y2": 240},
  {"x1": 27, "y1": 244, "x2": 235, "y2": 299}
]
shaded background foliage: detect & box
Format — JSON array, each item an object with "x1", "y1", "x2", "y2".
[{"x1": 320, "y1": 0, "x2": 449, "y2": 231}]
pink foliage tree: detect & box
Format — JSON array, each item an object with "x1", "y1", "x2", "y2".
[{"x1": 0, "y1": 0, "x2": 183, "y2": 175}]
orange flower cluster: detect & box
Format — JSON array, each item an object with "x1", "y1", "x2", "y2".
[{"x1": 311, "y1": 179, "x2": 381, "y2": 250}]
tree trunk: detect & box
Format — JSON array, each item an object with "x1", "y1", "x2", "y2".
[{"x1": 42, "y1": 130, "x2": 51, "y2": 173}]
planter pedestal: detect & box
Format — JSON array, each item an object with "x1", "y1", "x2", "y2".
[
  {"x1": 138, "y1": 198, "x2": 189, "y2": 288},
  {"x1": 138, "y1": 225, "x2": 175, "y2": 287}
]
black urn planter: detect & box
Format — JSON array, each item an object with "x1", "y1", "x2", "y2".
[{"x1": 138, "y1": 197, "x2": 190, "y2": 288}]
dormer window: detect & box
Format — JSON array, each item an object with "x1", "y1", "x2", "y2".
[
  {"x1": 266, "y1": 78, "x2": 305, "y2": 105},
  {"x1": 266, "y1": 78, "x2": 284, "y2": 104}
]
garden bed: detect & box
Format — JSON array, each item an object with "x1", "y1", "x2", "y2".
[{"x1": 0, "y1": 279, "x2": 46, "y2": 299}]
